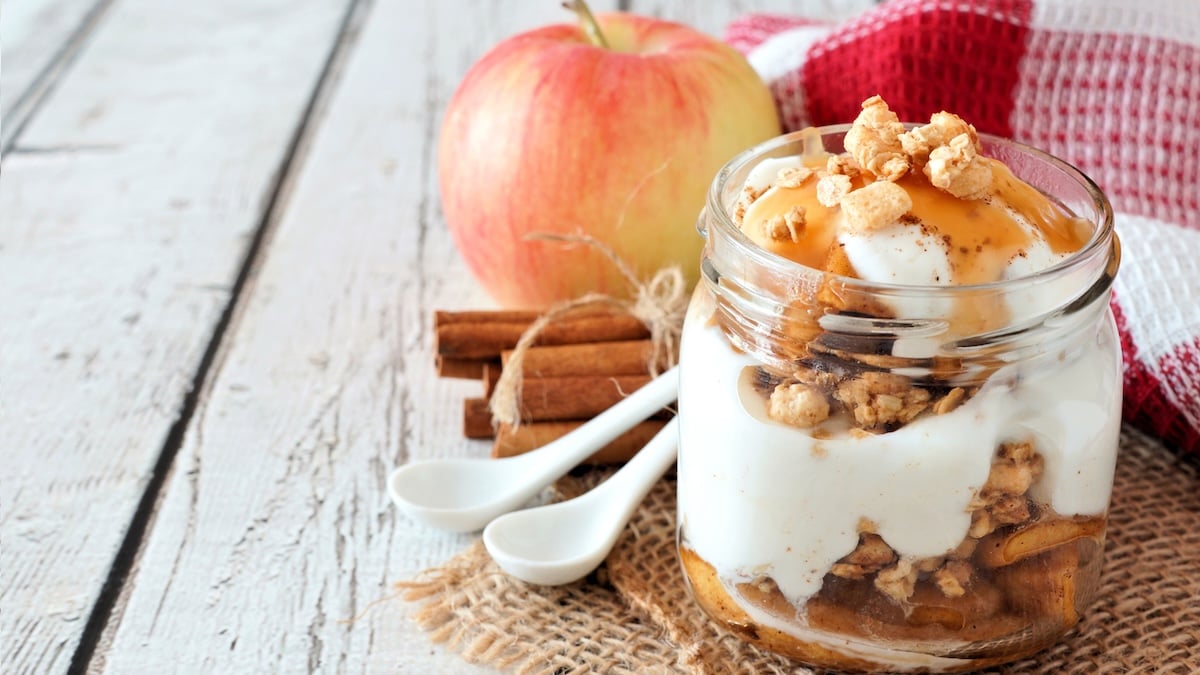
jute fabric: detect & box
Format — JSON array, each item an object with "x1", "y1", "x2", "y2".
[{"x1": 400, "y1": 428, "x2": 1200, "y2": 673}]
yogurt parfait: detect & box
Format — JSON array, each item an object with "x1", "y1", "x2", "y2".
[{"x1": 677, "y1": 97, "x2": 1121, "y2": 672}]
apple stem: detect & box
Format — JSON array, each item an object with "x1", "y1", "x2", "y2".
[{"x1": 562, "y1": 0, "x2": 610, "y2": 49}]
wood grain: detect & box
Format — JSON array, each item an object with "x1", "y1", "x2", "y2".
[
  {"x1": 0, "y1": 0, "x2": 354, "y2": 672},
  {"x1": 0, "y1": 0, "x2": 110, "y2": 150},
  {"x1": 0, "y1": 1, "x2": 882, "y2": 673},
  {"x1": 97, "y1": 1, "x2": 618, "y2": 673}
]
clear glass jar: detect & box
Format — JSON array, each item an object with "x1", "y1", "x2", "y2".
[{"x1": 676, "y1": 127, "x2": 1121, "y2": 672}]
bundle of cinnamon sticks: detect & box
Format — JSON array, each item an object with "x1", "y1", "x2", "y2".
[{"x1": 434, "y1": 307, "x2": 673, "y2": 464}]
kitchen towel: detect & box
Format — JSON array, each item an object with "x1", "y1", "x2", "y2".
[{"x1": 726, "y1": 0, "x2": 1200, "y2": 453}]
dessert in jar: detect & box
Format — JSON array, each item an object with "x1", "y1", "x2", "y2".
[{"x1": 676, "y1": 97, "x2": 1121, "y2": 672}]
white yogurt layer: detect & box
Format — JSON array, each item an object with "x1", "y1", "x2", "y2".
[
  {"x1": 676, "y1": 295, "x2": 1122, "y2": 608},
  {"x1": 742, "y1": 155, "x2": 808, "y2": 193},
  {"x1": 838, "y1": 200, "x2": 1071, "y2": 321}
]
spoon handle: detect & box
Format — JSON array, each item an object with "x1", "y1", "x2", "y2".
[
  {"x1": 580, "y1": 416, "x2": 678, "y2": 535},
  {"x1": 506, "y1": 366, "x2": 679, "y2": 491}
]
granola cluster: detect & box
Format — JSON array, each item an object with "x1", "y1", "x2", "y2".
[
  {"x1": 845, "y1": 95, "x2": 994, "y2": 202},
  {"x1": 829, "y1": 440, "x2": 1047, "y2": 605},
  {"x1": 736, "y1": 95, "x2": 995, "y2": 237},
  {"x1": 766, "y1": 366, "x2": 965, "y2": 433}
]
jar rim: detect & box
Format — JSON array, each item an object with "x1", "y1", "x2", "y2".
[{"x1": 704, "y1": 124, "x2": 1117, "y2": 295}]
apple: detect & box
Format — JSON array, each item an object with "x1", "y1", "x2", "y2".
[{"x1": 438, "y1": 1, "x2": 781, "y2": 308}]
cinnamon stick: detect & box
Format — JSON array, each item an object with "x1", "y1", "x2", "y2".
[
  {"x1": 463, "y1": 398, "x2": 493, "y2": 439},
  {"x1": 482, "y1": 362, "x2": 501, "y2": 399},
  {"x1": 435, "y1": 309, "x2": 543, "y2": 326},
  {"x1": 501, "y1": 339, "x2": 666, "y2": 378},
  {"x1": 435, "y1": 313, "x2": 649, "y2": 360},
  {"x1": 436, "y1": 355, "x2": 495, "y2": 379},
  {"x1": 515, "y1": 375, "x2": 652, "y2": 421},
  {"x1": 493, "y1": 419, "x2": 669, "y2": 464},
  {"x1": 433, "y1": 306, "x2": 616, "y2": 327}
]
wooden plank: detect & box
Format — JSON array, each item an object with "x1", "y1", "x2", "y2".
[
  {"x1": 0, "y1": 1, "x2": 354, "y2": 673},
  {"x1": 97, "y1": 1, "x2": 616, "y2": 673},
  {"x1": 0, "y1": 0, "x2": 110, "y2": 150},
  {"x1": 95, "y1": 0, "x2": 869, "y2": 672}
]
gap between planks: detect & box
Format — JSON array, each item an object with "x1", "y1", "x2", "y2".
[
  {"x1": 66, "y1": 1, "x2": 372, "y2": 672},
  {"x1": 1, "y1": 0, "x2": 116, "y2": 157}
]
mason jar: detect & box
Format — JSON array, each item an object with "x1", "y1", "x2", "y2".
[{"x1": 676, "y1": 127, "x2": 1121, "y2": 672}]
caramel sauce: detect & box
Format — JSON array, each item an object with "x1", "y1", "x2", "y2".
[
  {"x1": 898, "y1": 170, "x2": 1030, "y2": 286},
  {"x1": 988, "y1": 161, "x2": 1089, "y2": 254},
  {"x1": 742, "y1": 184, "x2": 841, "y2": 270},
  {"x1": 740, "y1": 159, "x2": 1090, "y2": 287}
]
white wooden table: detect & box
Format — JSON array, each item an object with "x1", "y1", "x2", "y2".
[{"x1": 1, "y1": 1, "x2": 875, "y2": 672}]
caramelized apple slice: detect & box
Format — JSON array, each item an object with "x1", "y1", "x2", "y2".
[{"x1": 976, "y1": 517, "x2": 1104, "y2": 569}]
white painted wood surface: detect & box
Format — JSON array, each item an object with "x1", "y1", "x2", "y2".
[
  {"x1": 0, "y1": 1, "x2": 883, "y2": 673},
  {"x1": 98, "y1": 1, "x2": 619, "y2": 673},
  {"x1": 0, "y1": 0, "x2": 108, "y2": 149},
  {"x1": 0, "y1": 0, "x2": 353, "y2": 672}
]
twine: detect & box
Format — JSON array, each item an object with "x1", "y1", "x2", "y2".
[{"x1": 488, "y1": 233, "x2": 688, "y2": 427}]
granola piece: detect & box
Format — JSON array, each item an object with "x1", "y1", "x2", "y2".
[
  {"x1": 966, "y1": 440, "x2": 1045, "y2": 537},
  {"x1": 948, "y1": 537, "x2": 978, "y2": 560},
  {"x1": 969, "y1": 509, "x2": 996, "y2": 539},
  {"x1": 768, "y1": 382, "x2": 830, "y2": 428},
  {"x1": 792, "y1": 365, "x2": 839, "y2": 390},
  {"x1": 765, "y1": 214, "x2": 787, "y2": 241},
  {"x1": 829, "y1": 563, "x2": 868, "y2": 580},
  {"x1": 983, "y1": 444, "x2": 1044, "y2": 497},
  {"x1": 973, "y1": 441, "x2": 1043, "y2": 504},
  {"x1": 915, "y1": 556, "x2": 944, "y2": 573},
  {"x1": 875, "y1": 559, "x2": 918, "y2": 603},
  {"x1": 846, "y1": 534, "x2": 896, "y2": 567},
  {"x1": 991, "y1": 495, "x2": 1032, "y2": 525},
  {"x1": 925, "y1": 133, "x2": 993, "y2": 199},
  {"x1": 776, "y1": 166, "x2": 814, "y2": 188},
  {"x1": 816, "y1": 173, "x2": 852, "y2": 207},
  {"x1": 833, "y1": 371, "x2": 931, "y2": 429},
  {"x1": 838, "y1": 181, "x2": 913, "y2": 233},
  {"x1": 933, "y1": 560, "x2": 973, "y2": 598},
  {"x1": 764, "y1": 205, "x2": 807, "y2": 243},
  {"x1": 733, "y1": 184, "x2": 763, "y2": 225},
  {"x1": 899, "y1": 111, "x2": 976, "y2": 166},
  {"x1": 826, "y1": 154, "x2": 861, "y2": 178},
  {"x1": 844, "y1": 95, "x2": 910, "y2": 181},
  {"x1": 786, "y1": 205, "x2": 807, "y2": 235},
  {"x1": 999, "y1": 440, "x2": 1037, "y2": 463},
  {"x1": 932, "y1": 387, "x2": 966, "y2": 415},
  {"x1": 829, "y1": 530, "x2": 895, "y2": 580}
]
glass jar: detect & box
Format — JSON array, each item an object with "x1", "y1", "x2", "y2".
[{"x1": 676, "y1": 126, "x2": 1121, "y2": 672}]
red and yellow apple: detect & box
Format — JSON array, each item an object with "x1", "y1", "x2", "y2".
[{"x1": 438, "y1": 4, "x2": 781, "y2": 308}]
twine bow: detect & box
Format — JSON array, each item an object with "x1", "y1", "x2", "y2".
[{"x1": 488, "y1": 233, "x2": 688, "y2": 427}]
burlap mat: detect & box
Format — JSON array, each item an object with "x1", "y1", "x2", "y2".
[{"x1": 399, "y1": 427, "x2": 1200, "y2": 673}]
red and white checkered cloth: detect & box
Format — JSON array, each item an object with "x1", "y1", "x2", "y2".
[{"x1": 726, "y1": 0, "x2": 1200, "y2": 453}]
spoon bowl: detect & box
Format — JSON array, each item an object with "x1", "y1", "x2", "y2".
[
  {"x1": 483, "y1": 417, "x2": 679, "y2": 585},
  {"x1": 389, "y1": 458, "x2": 533, "y2": 532},
  {"x1": 389, "y1": 367, "x2": 679, "y2": 533}
]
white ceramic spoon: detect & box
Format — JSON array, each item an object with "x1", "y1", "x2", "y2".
[
  {"x1": 483, "y1": 417, "x2": 678, "y2": 585},
  {"x1": 388, "y1": 367, "x2": 678, "y2": 533}
]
